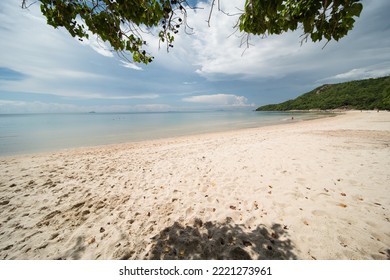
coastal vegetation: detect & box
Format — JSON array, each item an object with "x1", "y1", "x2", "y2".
[
  {"x1": 256, "y1": 76, "x2": 390, "y2": 111},
  {"x1": 21, "y1": 0, "x2": 363, "y2": 64}
]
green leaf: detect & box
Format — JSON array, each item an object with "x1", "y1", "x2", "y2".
[{"x1": 349, "y1": 3, "x2": 363, "y2": 17}]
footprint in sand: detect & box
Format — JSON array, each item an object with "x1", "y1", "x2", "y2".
[
  {"x1": 185, "y1": 207, "x2": 193, "y2": 217},
  {"x1": 36, "y1": 210, "x2": 62, "y2": 227},
  {"x1": 311, "y1": 210, "x2": 328, "y2": 217},
  {"x1": 0, "y1": 200, "x2": 10, "y2": 206}
]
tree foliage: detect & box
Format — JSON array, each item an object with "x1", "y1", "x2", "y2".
[
  {"x1": 22, "y1": 0, "x2": 363, "y2": 64},
  {"x1": 239, "y1": 0, "x2": 363, "y2": 43},
  {"x1": 22, "y1": 0, "x2": 193, "y2": 64},
  {"x1": 256, "y1": 76, "x2": 390, "y2": 111}
]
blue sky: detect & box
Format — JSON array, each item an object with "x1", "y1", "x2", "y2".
[{"x1": 0, "y1": 0, "x2": 389, "y2": 113}]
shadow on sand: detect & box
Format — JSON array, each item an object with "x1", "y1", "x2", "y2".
[{"x1": 147, "y1": 217, "x2": 297, "y2": 260}]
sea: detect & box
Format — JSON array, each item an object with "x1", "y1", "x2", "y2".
[{"x1": 0, "y1": 111, "x2": 331, "y2": 156}]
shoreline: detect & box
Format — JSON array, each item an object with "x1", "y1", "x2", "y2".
[
  {"x1": 1, "y1": 110, "x2": 389, "y2": 260},
  {"x1": 0, "y1": 110, "x2": 334, "y2": 158},
  {"x1": 0, "y1": 111, "x2": 337, "y2": 159}
]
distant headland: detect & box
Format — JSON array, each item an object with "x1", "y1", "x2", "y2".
[{"x1": 256, "y1": 76, "x2": 390, "y2": 111}]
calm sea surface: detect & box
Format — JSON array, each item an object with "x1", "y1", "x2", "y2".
[{"x1": 0, "y1": 111, "x2": 331, "y2": 156}]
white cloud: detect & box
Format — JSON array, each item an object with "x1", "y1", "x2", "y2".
[
  {"x1": 0, "y1": 1, "x2": 144, "y2": 98},
  {"x1": 132, "y1": 104, "x2": 173, "y2": 112},
  {"x1": 120, "y1": 60, "x2": 143, "y2": 71},
  {"x1": 84, "y1": 93, "x2": 159, "y2": 100},
  {"x1": 0, "y1": 69, "x2": 108, "y2": 98},
  {"x1": 0, "y1": 99, "x2": 170, "y2": 114},
  {"x1": 183, "y1": 93, "x2": 254, "y2": 107},
  {"x1": 0, "y1": 3, "x2": 103, "y2": 84},
  {"x1": 142, "y1": 1, "x2": 319, "y2": 80},
  {"x1": 78, "y1": 33, "x2": 114, "y2": 58},
  {"x1": 146, "y1": 0, "x2": 390, "y2": 83},
  {"x1": 317, "y1": 62, "x2": 390, "y2": 84},
  {"x1": 81, "y1": 41, "x2": 114, "y2": 58},
  {"x1": 42, "y1": 69, "x2": 106, "y2": 80},
  {"x1": 0, "y1": 100, "x2": 85, "y2": 114}
]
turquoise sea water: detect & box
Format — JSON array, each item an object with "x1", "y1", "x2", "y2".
[{"x1": 0, "y1": 111, "x2": 330, "y2": 156}]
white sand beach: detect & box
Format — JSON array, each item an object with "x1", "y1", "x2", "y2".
[{"x1": 0, "y1": 111, "x2": 389, "y2": 260}]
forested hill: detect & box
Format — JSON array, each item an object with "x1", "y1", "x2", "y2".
[{"x1": 256, "y1": 76, "x2": 390, "y2": 111}]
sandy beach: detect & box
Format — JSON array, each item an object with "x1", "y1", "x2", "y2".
[{"x1": 0, "y1": 111, "x2": 389, "y2": 260}]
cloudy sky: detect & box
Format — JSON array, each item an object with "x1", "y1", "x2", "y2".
[{"x1": 0, "y1": 0, "x2": 389, "y2": 113}]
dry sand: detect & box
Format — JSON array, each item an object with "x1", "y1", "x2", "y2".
[{"x1": 0, "y1": 111, "x2": 389, "y2": 260}]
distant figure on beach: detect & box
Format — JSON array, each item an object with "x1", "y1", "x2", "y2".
[{"x1": 291, "y1": 117, "x2": 294, "y2": 120}]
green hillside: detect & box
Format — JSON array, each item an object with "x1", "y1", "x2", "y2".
[{"x1": 256, "y1": 76, "x2": 390, "y2": 111}]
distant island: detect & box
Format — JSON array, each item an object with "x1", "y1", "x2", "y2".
[{"x1": 256, "y1": 76, "x2": 390, "y2": 111}]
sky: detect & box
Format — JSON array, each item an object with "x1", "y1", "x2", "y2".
[{"x1": 0, "y1": 0, "x2": 389, "y2": 113}]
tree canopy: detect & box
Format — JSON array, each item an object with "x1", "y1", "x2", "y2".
[{"x1": 21, "y1": 0, "x2": 363, "y2": 64}]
